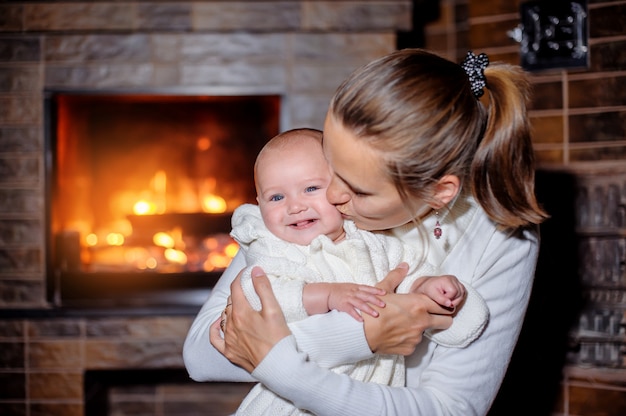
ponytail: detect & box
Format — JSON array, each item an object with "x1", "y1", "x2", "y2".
[
  {"x1": 470, "y1": 64, "x2": 549, "y2": 229},
  {"x1": 330, "y1": 49, "x2": 549, "y2": 231}
]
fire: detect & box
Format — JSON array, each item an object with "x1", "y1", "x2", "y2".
[
  {"x1": 133, "y1": 200, "x2": 157, "y2": 215},
  {"x1": 197, "y1": 136, "x2": 212, "y2": 151},
  {"x1": 105, "y1": 233, "x2": 125, "y2": 246},
  {"x1": 85, "y1": 233, "x2": 98, "y2": 246},
  {"x1": 164, "y1": 248, "x2": 187, "y2": 264},
  {"x1": 74, "y1": 170, "x2": 240, "y2": 273},
  {"x1": 225, "y1": 242, "x2": 239, "y2": 258},
  {"x1": 153, "y1": 232, "x2": 175, "y2": 248},
  {"x1": 132, "y1": 170, "x2": 167, "y2": 215},
  {"x1": 202, "y1": 194, "x2": 227, "y2": 213}
]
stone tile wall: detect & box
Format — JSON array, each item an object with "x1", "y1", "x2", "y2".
[
  {"x1": 0, "y1": 1, "x2": 409, "y2": 309},
  {"x1": 0, "y1": 315, "x2": 254, "y2": 416},
  {"x1": 0, "y1": 2, "x2": 410, "y2": 415}
]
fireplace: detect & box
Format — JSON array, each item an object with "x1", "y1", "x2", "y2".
[{"x1": 45, "y1": 90, "x2": 281, "y2": 308}]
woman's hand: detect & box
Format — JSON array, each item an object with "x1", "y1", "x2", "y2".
[
  {"x1": 210, "y1": 266, "x2": 291, "y2": 373},
  {"x1": 362, "y1": 263, "x2": 455, "y2": 355}
]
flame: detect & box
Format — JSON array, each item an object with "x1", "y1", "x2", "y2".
[
  {"x1": 197, "y1": 136, "x2": 212, "y2": 151},
  {"x1": 67, "y1": 164, "x2": 241, "y2": 272},
  {"x1": 164, "y1": 248, "x2": 187, "y2": 264},
  {"x1": 225, "y1": 242, "x2": 239, "y2": 258},
  {"x1": 153, "y1": 232, "x2": 175, "y2": 248},
  {"x1": 204, "y1": 252, "x2": 231, "y2": 270},
  {"x1": 151, "y1": 170, "x2": 167, "y2": 214},
  {"x1": 146, "y1": 257, "x2": 158, "y2": 269},
  {"x1": 105, "y1": 233, "x2": 125, "y2": 246},
  {"x1": 133, "y1": 200, "x2": 156, "y2": 215},
  {"x1": 131, "y1": 171, "x2": 167, "y2": 215},
  {"x1": 85, "y1": 233, "x2": 98, "y2": 247},
  {"x1": 202, "y1": 194, "x2": 227, "y2": 213}
]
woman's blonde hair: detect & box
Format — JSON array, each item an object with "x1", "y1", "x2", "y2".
[{"x1": 329, "y1": 48, "x2": 548, "y2": 230}]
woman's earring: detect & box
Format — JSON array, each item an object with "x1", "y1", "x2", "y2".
[{"x1": 433, "y1": 211, "x2": 442, "y2": 239}]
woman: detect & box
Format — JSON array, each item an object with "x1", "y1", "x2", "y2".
[{"x1": 183, "y1": 49, "x2": 547, "y2": 415}]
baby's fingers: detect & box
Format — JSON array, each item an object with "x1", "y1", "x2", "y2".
[
  {"x1": 356, "y1": 285, "x2": 386, "y2": 296},
  {"x1": 354, "y1": 288, "x2": 386, "y2": 308}
]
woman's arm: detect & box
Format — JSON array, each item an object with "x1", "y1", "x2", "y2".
[
  {"x1": 216, "y1": 226, "x2": 539, "y2": 415},
  {"x1": 185, "y1": 257, "x2": 447, "y2": 381},
  {"x1": 183, "y1": 251, "x2": 256, "y2": 382}
]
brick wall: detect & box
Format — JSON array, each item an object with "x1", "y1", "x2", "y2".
[
  {"x1": 421, "y1": 0, "x2": 626, "y2": 165},
  {"x1": 437, "y1": 1, "x2": 626, "y2": 415}
]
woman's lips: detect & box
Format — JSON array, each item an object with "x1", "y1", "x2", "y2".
[{"x1": 336, "y1": 208, "x2": 351, "y2": 219}]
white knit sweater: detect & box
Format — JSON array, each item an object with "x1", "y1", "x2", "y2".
[
  {"x1": 229, "y1": 204, "x2": 488, "y2": 415},
  {"x1": 183, "y1": 191, "x2": 539, "y2": 415}
]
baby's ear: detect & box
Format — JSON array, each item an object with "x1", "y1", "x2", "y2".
[{"x1": 432, "y1": 175, "x2": 460, "y2": 207}]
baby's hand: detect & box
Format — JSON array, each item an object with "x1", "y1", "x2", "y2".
[
  {"x1": 416, "y1": 275, "x2": 466, "y2": 309},
  {"x1": 327, "y1": 283, "x2": 386, "y2": 322}
]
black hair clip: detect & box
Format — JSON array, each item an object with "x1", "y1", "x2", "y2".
[{"x1": 461, "y1": 51, "x2": 489, "y2": 99}]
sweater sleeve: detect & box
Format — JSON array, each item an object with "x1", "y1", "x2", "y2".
[
  {"x1": 183, "y1": 251, "x2": 256, "y2": 382},
  {"x1": 183, "y1": 252, "x2": 375, "y2": 382},
  {"x1": 250, "y1": 226, "x2": 539, "y2": 416}
]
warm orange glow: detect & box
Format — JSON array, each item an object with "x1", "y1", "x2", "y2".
[
  {"x1": 170, "y1": 227, "x2": 185, "y2": 250},
  {"x1": 225, "y1": 242, "x2": 239, "y2": 258},
  {"x1": 151, "y1": 170, "x2": 167, "y2": 213},
  {"x1": 133, "y1": 200, "x2": 156, "y2": 215},
  {"x1": 85, "y1": 233, "x2": 98, "y2": 247},
  {"x1": 153, "y1": 232, "x2": 175, "y2": 248},
  {"x1": 164, "y1": 248, "x2": 187, "y2": 264},
  {"x1": 197, "y1": 136, "x2": 212, "y2": 151},
  {"x1": 146, "y1": 257, "x2": 158, "y2": 269},
  {"x1": 202, "y1": 194, "x2": 227, "y2": 213},
  {"x1": 53, "y1": 94, "x2": 280, "y2": 274},
  {"x1": 202, "y1": 261, "x2": 216, "y2": 272},
  {"x1": 112, "y1": 219, "x2": 133, "y2": 237},
  {"x1": 106, "y1": 233, "x2": 125, "y2": 246},
  {"x1": 204, "y1": 237, "x2": 219, "y2": 250},
  {"x1": 206, "y1": 252, "x2": 232, "y2": 270},
  {"x1": 124, "y1": 247, "x2": 151, "y2": 269}
]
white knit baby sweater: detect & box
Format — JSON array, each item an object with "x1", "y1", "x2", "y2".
[{"x1": 230, "y1": 204, "x2": 489, "y2": 416}]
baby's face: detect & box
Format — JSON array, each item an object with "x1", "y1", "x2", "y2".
[{"x1": 256, "y1": 138, "x2": 344, "y2": 245}]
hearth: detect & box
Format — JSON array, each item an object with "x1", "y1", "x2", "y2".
[{"x1": 45, "y1": 90, "x2": 280, "y2": 308}]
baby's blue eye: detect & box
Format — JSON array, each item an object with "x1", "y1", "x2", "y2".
[
  {"x1": 270, "y1": 194, "x2": 284, "y2": 202},
  {"x1": 305, "y1": 186, "x2": 319, "y2": 193}
]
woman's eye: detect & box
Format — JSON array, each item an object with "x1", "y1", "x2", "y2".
[
  {"x1": 305, "y1": 186, "x2": 320, "y2": 193},
  {"x1": 270, "y1": 194, "x2": 284, "y2": 202}
]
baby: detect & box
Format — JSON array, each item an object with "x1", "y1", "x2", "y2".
[{"x1": 230, "y1": 128, "x2": 488, "y2": 415}]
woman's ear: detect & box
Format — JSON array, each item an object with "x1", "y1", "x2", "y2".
[{"x1": 432, "y1": 175, "x2": 460, "y2": 208}]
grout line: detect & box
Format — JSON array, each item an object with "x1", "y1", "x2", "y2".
[
  {"x1": 564, "y1": 377, "x2": 570, "y2": 416},
  {"x1": 24, "y1": 320, "x2": 30, "y2": 416},
  {"x1": 567, "y1": 70, "x2": 626, "y2": 81},
  {"x1": 563, "y1": 70, "x2": 570, "y2": 164},
  {"x1": 589, "y1": 1, "x2": 626, "y2": 10},
  {"x1": 467, "y1": 13, "x2": 520, "y2": 25}
]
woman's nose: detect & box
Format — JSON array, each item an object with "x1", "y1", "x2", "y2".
[{"x1": 327, "y1": 176, "x2": 350, "y2": 205}]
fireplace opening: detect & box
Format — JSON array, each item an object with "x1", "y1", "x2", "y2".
[{"x1": 45, "y1": 91, "x2": 281, "y2": 308}]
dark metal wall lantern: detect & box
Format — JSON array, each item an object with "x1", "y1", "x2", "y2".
[{"x1": 508, "y1": 0, "x2": 589, "y2": 72}]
